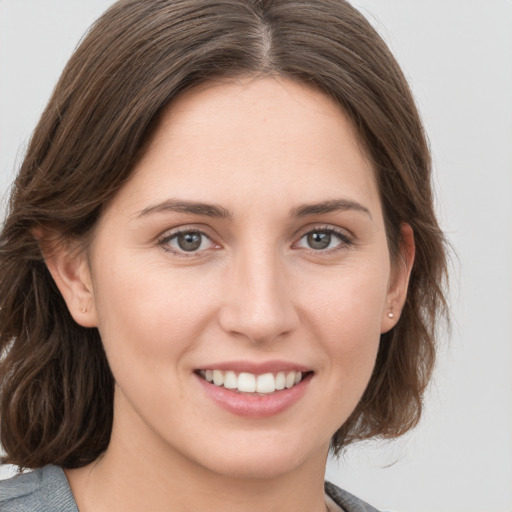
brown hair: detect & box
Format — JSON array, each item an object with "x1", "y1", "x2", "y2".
[{"x1": 0, "y1": 0, "x2": 448, "y2": 468}]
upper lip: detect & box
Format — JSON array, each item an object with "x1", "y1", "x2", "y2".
[{"x1": 196, "y1": 360, "x2": 312, "y2": 374}]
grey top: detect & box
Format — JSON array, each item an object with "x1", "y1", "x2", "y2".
[
  {"x1": 0, "y1": 465, "x2": 380, "y2": 512},
  {"x1": 0, "y1": 466, "x2": 79, "y2": 512}
]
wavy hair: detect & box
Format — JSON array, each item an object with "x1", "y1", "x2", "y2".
[{"x1": 0, "y1": 0, "x2": 448, "y2": 468}]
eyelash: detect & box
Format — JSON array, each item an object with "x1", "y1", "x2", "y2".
[
  {"x1": 158, "y1": 228, "x2": 218, "y2": 258},
  {"x1": 294, "y1": 225, "x2": 353, "y2": 255},
  {"x1": 157, "y1": 225, "x2": 353, "y2": 257}
]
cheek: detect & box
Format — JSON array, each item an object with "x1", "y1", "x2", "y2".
[
  {"x1": 302, "y1": 260, "x2": 389, "y2": 370},
  {"x1": 310, "y1": 276, "x2": 386, "y2": 427},
  {"x1": 91, "y1": 257, "x2": 218, "y2": 375}
]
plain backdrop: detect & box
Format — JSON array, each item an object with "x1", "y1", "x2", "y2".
[{"x1": 1, "y1": 2, "x2": 511, "y2": 511}]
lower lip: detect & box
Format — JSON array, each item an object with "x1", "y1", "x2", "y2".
[{"x1": 196, "y1": 373, "x2": 312, "y2": 418}]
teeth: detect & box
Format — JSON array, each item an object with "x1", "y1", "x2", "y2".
[
  {"x1": 238, "y1": 372, "x2": 256, "y2": 392},
  {"x1": 200, "y1": 369, "x2": 305, "y2": 394},
  {"x1": 223, "y1": 371, "x2": 238, "y2": 389},
  {"x1": 256, "y1": 373, "x2": 275, "y2": 393},
  {"x1": 213, "y1": 369, "x2": 224, "y2": 386},
  {"x1": 285, "y1": 371, "x2": 296, "y2": 389},
  {"x1": 275, "y1": 372, "x2": 286, "y2": 390}
]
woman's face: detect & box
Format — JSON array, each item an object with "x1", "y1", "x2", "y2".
[{"x1": 63, "y1": 77, "x2": 408, "y2": 478}]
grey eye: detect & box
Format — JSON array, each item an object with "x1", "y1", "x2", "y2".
[
  {"x1": 306, "y1": 232, "x2": 332, "y2": 250},
  {"x1": 296, "y1": 228, "x2": 351, "y2": 252},
  {"x1": 160, "y1": 229, "x2": 217, "y2": 256},
  {"x1": 175, "y1": 232, "x2": 203, "y2": 252}
]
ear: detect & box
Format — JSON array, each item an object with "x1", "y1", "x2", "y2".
[
  {"x1": 381, "y1": 223, "x2": 415, "y2": 333},
  {"x1": 40, "y1": 237, "x2": 98, "y2": 328}
]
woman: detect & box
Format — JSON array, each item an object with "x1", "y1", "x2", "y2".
[{"x1": 0, "y1": 1, "x2": 448, "y2": 511}]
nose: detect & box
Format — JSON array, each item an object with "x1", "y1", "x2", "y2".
[{"x1": 218, "y1": 247, "x2": 299, "y2": 344}]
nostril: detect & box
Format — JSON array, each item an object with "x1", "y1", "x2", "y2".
[{"x1": 217, "y1": 301, "x2": 299, "y2": 344}]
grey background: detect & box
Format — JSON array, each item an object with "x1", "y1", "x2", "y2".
[{"x1": 1, "y1": 1, "x2": 511, "y2": 511}]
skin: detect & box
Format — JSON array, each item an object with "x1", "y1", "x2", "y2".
[{"x1": 47, "y1": 76, "x2": 413, "y2": 512}]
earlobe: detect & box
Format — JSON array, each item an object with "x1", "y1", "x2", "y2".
[
  {"x1": 381, "y1": 223, "x2": 415, "y2": 333},
  {"x1": 40, "y1": 238, "x2": 98, "y2": 328}
]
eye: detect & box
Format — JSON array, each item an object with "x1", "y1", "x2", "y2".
[
  {"x1": 159, "y1": 229, "x2": 216, "y2": 255},
  {"x1": 295, "y1": 228, "x2": 351, "y2": 252}
]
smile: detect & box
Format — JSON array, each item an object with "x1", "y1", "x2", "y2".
[{"x1": 197, "y1": 370, "x2": 306, "y2": 395}]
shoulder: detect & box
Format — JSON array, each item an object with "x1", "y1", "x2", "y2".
[
  {"x1": 0, "y1": 465, "x2": 78, "y2": 512},
  {"x1": 325, "y1": 481, "x2": 382, "y2": 512}
]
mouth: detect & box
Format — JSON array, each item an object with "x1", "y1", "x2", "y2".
[{"x1": 195, "y1": 369, "x2": 313, "y2": 395}]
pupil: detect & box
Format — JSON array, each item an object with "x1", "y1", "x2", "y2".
[
  {"x1": 177, "y1": 232, "x2": 202, "y2": 251},
  {"x1": 307, "y1": 232, "x2": 331, "y2": 250}
]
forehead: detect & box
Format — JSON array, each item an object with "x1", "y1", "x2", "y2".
[{"x1": 112, "y1": 76, "x2": 380, "y2": 219}]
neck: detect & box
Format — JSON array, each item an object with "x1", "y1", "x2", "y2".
[{"x1": 66, "y1": 410, "x2": 331, "y2": 512}]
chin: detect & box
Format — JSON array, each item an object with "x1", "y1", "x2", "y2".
[
  {"x1": 191, "y1": 433, "x2": 328, "y2": 481},
  {"x1": 205, "y1": 454, "x2": 307, "y2": 481}
]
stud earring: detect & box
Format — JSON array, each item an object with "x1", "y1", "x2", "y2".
[
  {"x1": 387, "y1": 312, "x2": 395, "y2": 319},
  {"x1": 80, "y1": 306, "x2": 88, "y2": 313}
]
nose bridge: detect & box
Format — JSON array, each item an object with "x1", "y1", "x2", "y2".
[{"x1": 219, "y1": 243, "x2": 298, "y2": 343}]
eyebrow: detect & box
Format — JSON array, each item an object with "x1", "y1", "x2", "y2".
[
  {"x1": 136, "y1": 199, "x2": 232, "y2": 219},
  {"x1": 290, "y1": 199, "x2": 372, "y2": 219},
  {"x1": 135, "y1": 197, "x2": 371, "y2": 220}
]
